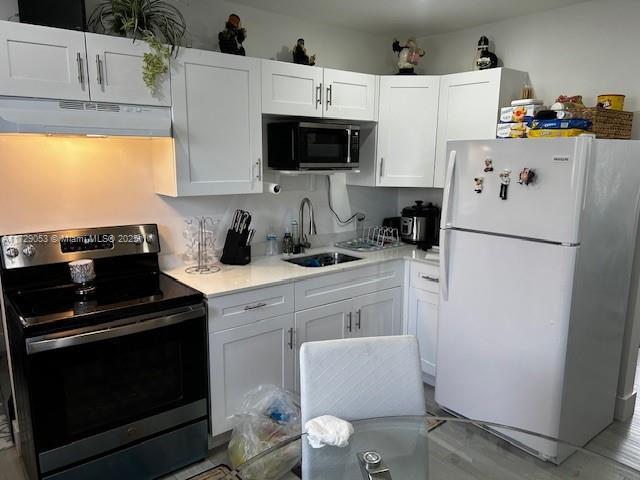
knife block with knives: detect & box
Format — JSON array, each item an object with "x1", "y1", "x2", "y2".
[{"x1": 221, "y1": 209, "x2": 254, "y2": 265}]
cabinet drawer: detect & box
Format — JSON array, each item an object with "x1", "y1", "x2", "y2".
[
  {"x1": 295, "y1": 261, "x2": 403, "y2": 310},
  {"x1": 208, "y1": 283, "x2": 294, "y2": 332},
  {"x1": 410, "y1": 262, "x2": 440, "y2": 293}
]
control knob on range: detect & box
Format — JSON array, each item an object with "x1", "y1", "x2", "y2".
[
  {"x1": 4, "y1": 247, "x2": 19, "y2": 258},
  {"x1": 145, "y1": 233, "x2": 156, "y2": 244},
  {"x1": 22, "y1": 244, "x2": 36, "y2": 257}
]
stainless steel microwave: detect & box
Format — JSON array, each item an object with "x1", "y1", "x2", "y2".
[{"x1": 267, "y1": 122, "x2": 360, "y2": 171}]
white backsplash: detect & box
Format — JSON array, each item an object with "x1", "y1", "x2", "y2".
[{"x1": 0, "y1": 137, "x2": 400, "y2": 261}]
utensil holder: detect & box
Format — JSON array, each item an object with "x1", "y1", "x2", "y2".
[{"x1": 220, "y1": 229, "x2": 251, "y2": 265}]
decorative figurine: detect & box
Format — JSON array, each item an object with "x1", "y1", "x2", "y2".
[
  {"x1": 484, "y1": 159, "x2": 494, "y2": 172},
  {"x1": 392, "y1": 38, "x2": 425, "y2": 75},
  {"x1": 518, "y1": 168, "x2": 536, "y2": 186},
  {"x1": 474, "y1": 36, "x2": 498, "y2": 70},
  {"x1": 499, "y1": 169, "x2": 511, "y2": 200},
  {"x1": 218, "y1": 14, "x2": 246, "y2": 56},
  {"x1": 292, "y1": 38, "x2": 316, "y2": 66},
  {"x1": 474, "y1": 177, "x2": 484, "y2": 194}
]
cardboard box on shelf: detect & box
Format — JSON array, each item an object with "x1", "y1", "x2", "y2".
[
  {"x1": 500, "y1": 105, "x2": 546, "y2": 123},
  {"x1": 497, "y1": 122, "x2": 530, "y2": 139}
]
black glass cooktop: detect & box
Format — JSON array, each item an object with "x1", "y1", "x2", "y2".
[{"x1": 7, "y1": 272, "x2": 203, "y2": 331}]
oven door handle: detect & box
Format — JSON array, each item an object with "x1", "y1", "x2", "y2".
[{"x1": 25, "y1": 305, "x2": 205, "y2": 355}]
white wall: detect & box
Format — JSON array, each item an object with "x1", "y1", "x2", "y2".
[
  {"x1": 417, "y1": 0, "x2": 640, "y2": 123},
  {"x1": 0, "y1": 137, "x2": 399, "y2": 258},
  {"x1": 1, "y1": 0, "x2": 395, "y2": 74}
]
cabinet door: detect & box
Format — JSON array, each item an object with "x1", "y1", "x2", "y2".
[
  {"x1": 170, "y1": 49, "x2": 262, "y2": 196},
  {"x1": 353, "y1": 287, "x2": 402, "y2": 338},
  {"x1": 323, "y1": 68, "x2": 376, "y2": 121},
  {"x1": 293, "y1": 299, "x2": 352, "y2": 391},
  {"x1": 84, "y1": 33, "x2": 170, "y2": 106},
  {"x1": 209, "y1": 314, "x2": 295, "y2": 435},
  {"x1": 407, "y1": 287, "x2": 438, "y2": 379},
  {"x1": 377, "y1": 76, "x2": 440, "y2": 187},
  {"x1": 262, "y1": 60, "x2": 323, "y2": 117},
  {"x1": 0, "y1": 20, "x2": 89, "y2": 100},
  {"x1": 433, "y1": 69, "x2": 504, "y2": 188}
]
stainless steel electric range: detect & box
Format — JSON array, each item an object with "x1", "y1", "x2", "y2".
[{"x1": 0, "y1": 224, "x2": 209, "y2": 480}]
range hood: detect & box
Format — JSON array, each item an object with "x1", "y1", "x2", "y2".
[{"x1": 0, "y1": 96, "x2": 172, "y2": 137}]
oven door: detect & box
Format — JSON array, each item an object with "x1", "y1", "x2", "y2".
[
  {"x1": 25, "y1": 304, "x2": 208, "y2": 474},
  {"x1": 298, "y1": 123, "x2": 355, "y2": 169}
]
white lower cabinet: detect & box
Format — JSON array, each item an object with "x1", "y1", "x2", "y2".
[
  {"x1": 406, "y1": 261, "x2": 440, "y2": 383},
  {"x1": 209, "y1": 313, "x2": 295, "y2": 435},
  {"x1": 208, "y1": 265, "x2": 405, "y2": 435},
  {"x1": 293, "y1": 299, "x2": 352, "y2": 389},
  {"x1": 353, "y1": 288, "x2": 402, "y2": 338},
  {"x1": 293, "y1": 287, "x2": 402, "y2": 391}
]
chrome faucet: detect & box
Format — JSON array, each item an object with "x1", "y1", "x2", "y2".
[{"x1": 299, "y1": 197, "x2": 317, "y2": 251}]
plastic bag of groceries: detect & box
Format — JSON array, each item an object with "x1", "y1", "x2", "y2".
[{"x1": 227, "y1": 384, "x2": 302, "y2": 480}]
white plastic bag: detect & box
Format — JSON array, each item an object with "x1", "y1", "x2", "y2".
[{"x1": 227, "y1": 385, "x2": 301, "y2": 480}]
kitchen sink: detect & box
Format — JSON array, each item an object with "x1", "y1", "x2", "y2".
[{"x1": 284, "y1": 251, "x2": 362, "y2": 268}]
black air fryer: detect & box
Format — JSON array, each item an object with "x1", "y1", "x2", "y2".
[{"x1": 18, "y1": 0, "x2": 87, "y2": 31}]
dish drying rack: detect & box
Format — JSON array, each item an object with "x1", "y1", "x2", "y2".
[{"x1": 335, "y1": 226, "x2": 402, "y2": 252}]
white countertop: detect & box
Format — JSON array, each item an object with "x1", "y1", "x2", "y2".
[{"x1": 162, "y1": 245, "x2": 439, "y2": 298}]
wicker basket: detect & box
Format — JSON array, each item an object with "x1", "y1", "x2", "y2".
[{"x1": 573, "y1": 106, "x2": 633, "y2": 139}]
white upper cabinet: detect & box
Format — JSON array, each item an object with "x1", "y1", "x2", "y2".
[
  {"x1": 261, "y1": 62, "x2": 377, "y2": 122},
  {"x1": 159, "y1": 49, "x2": 262, "y2": 196},
  {"x1": 0, "y1": 20, "x2": 89, "y2": 101},
  {"x1": 433, "y1": 68, "x2": 527, "y2": 187},
  {"x1": 262, "y1": 60, "x2": 323, "y2": 117},
  {"x1": 84, "y1": 33, "x2": 170, "y2": 106},
  {"x1": 323, "y1": 68, "x2": 376, "y2": 121},
  {"x1": 377, "y1": 76, "x2": 440, "y2": 187}
]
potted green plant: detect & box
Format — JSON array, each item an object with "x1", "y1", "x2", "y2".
[{"x1": 88, "y1": 0, "x2": 186, "y2": 93}]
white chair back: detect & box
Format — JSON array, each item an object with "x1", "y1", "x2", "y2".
[{"x1": 299, "y1": 335, "x2": 426, "y2": 424}]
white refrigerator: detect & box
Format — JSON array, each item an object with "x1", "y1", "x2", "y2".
[{"x1": 436, "y1": 137, "x2": 640, "y2": 463}]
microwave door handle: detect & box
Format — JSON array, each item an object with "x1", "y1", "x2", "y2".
[
  {"x1": 25, "y1": 305, "x2": 205, "y2": 354},
  {"x1": 346, "y1": 127, "x2": 352, "y2": 163}
]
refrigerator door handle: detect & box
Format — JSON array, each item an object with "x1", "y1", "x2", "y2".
[
  {"x1": 441, "y1": 150, "x2": 457, "y2": 229},
  {"x1": 441, "y1": 228, "x2": 450, "y2": 301}
]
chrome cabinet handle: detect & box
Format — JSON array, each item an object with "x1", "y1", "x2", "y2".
[
  {"x1": 96, "y1": 54, "x2": 104, "y2": 86},
  {"x1": 379, "y1": 157, "x2": 385, "y2": 179},
  {"x1": 326, "y1": 84, "x2": 332, "y2": 107},
  {"x1": 244, "y1": 302, "x2": 267, "y2": 311},
  {"x1": 255, "y1": 158, "x2": 262, "y2": 181},
  {"x1": 315, "y1": 83, "x2": 322, "y2": 108},
  {"x1": 355, "y1": 309, "x2": 361, "y2": 330},
  {"x1": 76, "y1": 53, "x2": 84, "y2": 86},
  {"x1": 288, "y1": 328, "x2": 294, "y2": 350},
  {"x1": 420, "y1": 274, "x2": 439, "y2": 283},
  {"x1": 347, "y1": 312, "x2": 353, "y2": 333}
]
